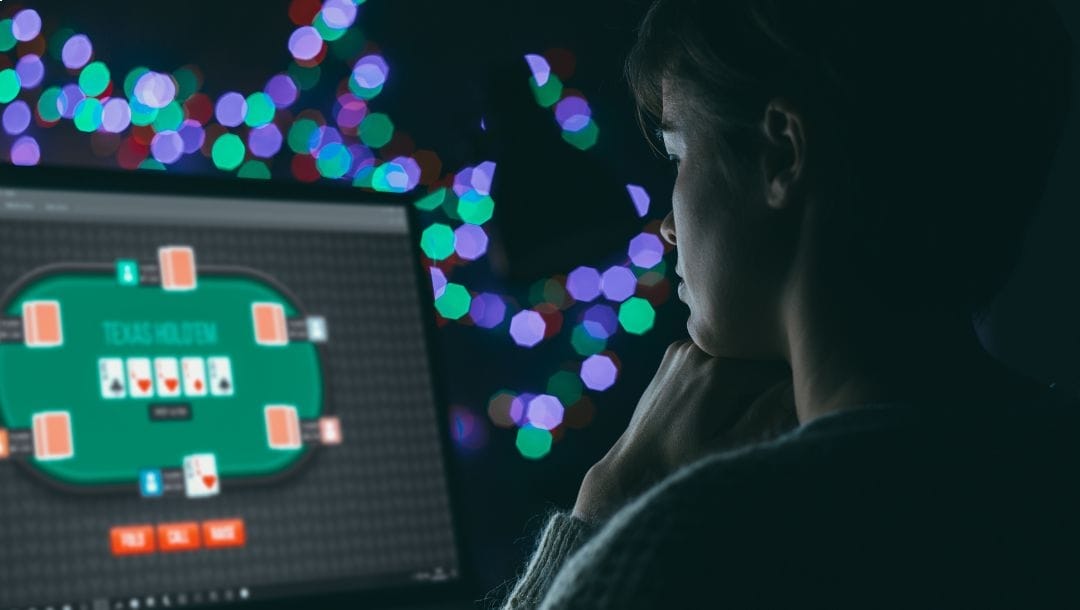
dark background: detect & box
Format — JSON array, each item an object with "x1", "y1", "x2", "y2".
[{"x1": 2, "y1": 0, "x2": 1079, "y2": 604}]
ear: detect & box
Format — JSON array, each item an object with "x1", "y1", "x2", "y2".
[{"x1": 760, "y1": 97, "x2": 807, "y2": 210}]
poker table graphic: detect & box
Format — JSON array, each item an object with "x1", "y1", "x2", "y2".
[{"x1": 0, "y1": 246, "x2": 339, "y2": 497}]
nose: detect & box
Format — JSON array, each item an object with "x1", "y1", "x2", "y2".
[{"x1": 660, "y1": 210, "x2": 676, "y2": 246}]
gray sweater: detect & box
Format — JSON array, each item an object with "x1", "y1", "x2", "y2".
[{"x1": 494, "y1": 392, "x2": 1080, "y2": 608}]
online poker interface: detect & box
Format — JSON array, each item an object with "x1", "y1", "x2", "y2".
[{"x1": 0, "y1": 180, "x2": 461, "y2": 609}]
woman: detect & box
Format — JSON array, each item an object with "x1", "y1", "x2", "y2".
[{"x1": 496, "y1": 0, "x2": 1077, "y2": 607}]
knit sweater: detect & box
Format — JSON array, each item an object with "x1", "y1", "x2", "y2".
[{"x1": 495, "y1": 390, "x2": 1080, "y2": 608}]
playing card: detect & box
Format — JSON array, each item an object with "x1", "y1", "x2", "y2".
[
  {"x1": 181, "y1": 357, "x2": 207, "y2": 397},
  {"x1": 265, "y1": 405, "x2": 301, "y2": 450},
  {"x1": 98, "y1": 357, "x2": 126, "y2": 399},
  {"x1": 33, "y1": 411, "x2": 73, "y2": 461},
  {"x1": 182, "y1": 453, "x2": 219, "y2": 498},
  {"x1": 23, "y1": 300, "x2": 63, "y2": 348},
  {"x1": 127, "y1": 357, "x2": 154, "y2": 398},
  {"x1": 159, "y1": 246, "x2": 197, "y2": 292},
  {"x1": 208, "y1": 356, "x2": 234, "y2": 397},
  {"x1": 252, "y1": 302, "x2": 288, "y2": 346},
  {"x1": 154, "y1": 357, "x2": 181, "y2": 398}
]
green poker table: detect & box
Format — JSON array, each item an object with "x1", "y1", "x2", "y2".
[{"x1": 0, "y1": 261, "x2": 325, "y2": 493}]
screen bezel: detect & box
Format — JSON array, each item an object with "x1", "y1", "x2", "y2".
[{"x1": 0, "y1": 163, "x2": 478, "y2": 610}]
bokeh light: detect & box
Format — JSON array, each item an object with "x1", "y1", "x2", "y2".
[
  {"x1": 582, "y1": 304, "x2": 619, "y2": 340},
  {"x1": 456, "y1": 190, "x2": 495, "y2": 225},
  {"x1": 510, "y1": 310, "x2": 546, "y2": 347},
  {"x1": 211, "y1": 133, "x2": 246, "y2": 171},
  {"x1": 627, "y1": 184, "x2": 651, "y2": 217},
  {"x1": 566, "y1": 266, "x2": 602, "y2": 302},
  {"x1": 516, "y1": 425, "x2": 552, "y2": 460},
  {"x1": 0, "y1": 69, "x2": 21, "y2": 103},
  {"x1": 2, "y1": 100, "x2": 30, "y2": 135},
  {"x1": 420, "y1": 223, "x2": 456, "y2": 260},
  {"x1": 11, "y1": 9, "x2": 41, "y2": 42},
  {"x1": 435, "y1": 283, "x2": 471, "y2": 320},
  {"x1": 150, "y1": 130, "x2": 184, "y2": 164},
  {"x1": 601, "y1": 266, "x2": 637, "y2": 302},
  {"x1": 15, "y1": 55, "x2": 43, "y2": 89},
  {"x1": 580, "y1": 354, "x2": 618, "y2": 391},
  {"x1": 628, "y1": 233, "x2": 665, "y2": 268},
  {"x1": 134, "y1": 71, "x2": 177, "y2": 109},
  {"x1": 103, "y1": 98, "x2": 134, "y2": 133},
  {"x1": 469, "y1": 293, "x2": 506, "y2": 329},
  {"x1": 215, "y1": 92, "x2": 247, "y2": 127},
  {"x1": 526, "y1": 394, "x2": 564, "y2": 431},
  {"x1": 288, "y1": 26, "x2": 324, "y2": 61},
  {"x1": 453, "y1": 223, "x2": 489, "y2": 260},
  {"x1": 10, "y1": 135, "x2": 40, "y2": 166},
  {"x1": 618, "y1": 297, "x2": 656, "y2": 335},
  {"x1": 487, "y1": 390, "x2": 518, "y2": 428},
  {"x1": 546, "y1": 371, "x2": 584, "y2": 407}
]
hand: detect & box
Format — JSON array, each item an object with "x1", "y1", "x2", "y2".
[{"x1": 572, "y1": 340, "x2": 797, "y2": 523}]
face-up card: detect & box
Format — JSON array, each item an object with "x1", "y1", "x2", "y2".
[
  {"x1": 181, "y1": 357, "x2": 207, "y2": 397},
  {"x1": 127, "y1": 358, "x2": 154, "y2": 398},
  {"x1": 99, "y1": 357, "x2": 126, "y2": 399},
  {"x1": 182, "y1": 453, "x2": 219, "y2": 498},
  {"x1": 208, "y1": 356, "x2": 234, "y2": 397},
  {"x1": 154, "y1": 357, "x2": 181, "y2": 398}
]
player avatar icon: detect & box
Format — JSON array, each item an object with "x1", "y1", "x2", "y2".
[{"x1": 139, "y1": 468, "x2": 164, "y2": 498}]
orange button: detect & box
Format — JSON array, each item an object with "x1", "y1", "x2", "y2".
[
  {"x1": 157, "y1": 522, "x2": 201, "y2": 552},
  {"x1": 110, "y1": 525, "x2": 156, "y2": 556},
  {"x1": 0, "y1": 429, "x2": 9, "y2": 459},
  {"x1": 202, "y1": 518, "x2": 246, "y2": 549}
]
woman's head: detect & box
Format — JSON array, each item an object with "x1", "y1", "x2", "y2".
[{"x1": 628, "y1": 0, "x2": 1072, "y2": 358}]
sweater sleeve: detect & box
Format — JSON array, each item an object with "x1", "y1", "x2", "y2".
[{"x1": 496, "y1": 511, "x2": 597, "y2": 610}]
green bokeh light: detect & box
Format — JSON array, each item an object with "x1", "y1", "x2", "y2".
[
  {"x1": 172, "y1": 67, "x2": 199, "y2": 101},
  {"x1": 546, "y1": 371, "x2": 584, "y2": 407},
  {"x1": 456, "y1": 190, "x2": 495, "y2": 225},
  {"x1": 313, "y1": 13, "x2": 347, "y2": 41},
  {"x1": 48, "y1": 28, "x2": 74, "y2": 60},
  {"x1": 330, "y1": 28, "x2": 365, "y2": 61},
  {"x1": 211, "y1": 133, "x2": 246, "y2": 171},
  {"x1": 0, "y1": 20, "x2": 15, "y2": 53},
  {"x1": 315, "y1": 142, "x2": 352, "y2": 179},
  {"x1": 138, "y1": 158, "x2": 166, "y2": 171},
  {"x1": 571, "y1": 324, "x2": 607, "y2": 356},
  {"x1": 128, "y1": 100, "x2": 158, "y2": 127},
  {"x1": 435, "y1": 283, "x2": 471, "y2": 320},
  {"x1": 244, "y1": 92, "x2": 276, "y2": 127},
  {"x1": 37, "y1": 87, "x2": 62, "y2": 122},
  {"x1": 288, "y1": 119, "x2": 319, "y2": 154},
  {"x1": 352, "y1": 165, "x2": 376, "y2": 189},
  {"x1": 529, "y1": 74, "x2": 564, "y2": 108},
  {"x1": 0, "y1": 69, "x2": 21, "y2": 103},
  {"x1": 562, "y1": 119, "x2": 600, "y2": 151},
  {"x1": 420, "y1": 223, "x2": 455, "y2": 261},
  {"x1": 618, "y1": 297, "x2": 656, "y2": 335},
  {"x1": 287, "y1": 62, "x2": 321, "y2": 91},
  {"x1": 78, "y1": 62, "x2": 110, "y2": 97},
  {"x1": 152, "y1": 101, "x2": 183, "y2": 132},
  {"x1": 415, "y1": 188, "x2": 447, "y2": 211},
  {"x1": 516, "y1": 425, "x2": 553, "y2": 460},
  {"x1": 358, "y1": 112, "x2": 393, "y2": 148},
  {"x1": 238, "y1": 160, "x2": 271, "y2": 180},
  {"x1": 73, "y1": 98, "x2": 103, "y2": 132}
]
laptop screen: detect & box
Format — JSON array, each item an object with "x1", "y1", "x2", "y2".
[{"x1": 0, "y1": 171, "x2": 462, "y2": 609}]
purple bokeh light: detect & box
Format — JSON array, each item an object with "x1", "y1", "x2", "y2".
[
  {"x1": 430, "y1": 267, "x2": 447, "y2": 299},
  {"x1": 582, "y1": 304, "x2": 619, "y2": 340},
  {"x1": 525, "y1": 54, "x2": 551, "y2": 86},
  {"x1": 580, "y1": 354, "x2": 618, "y2": 391},
  {"x1": 601, "y1": 266, "x2": 637, "y2": 302},
  {"x1": 59, "y1": 84, "x2": 85, "y2": 119},
  {"x1": 134, "y1": 72, "x2": 177, "y2": 109},
  {"x1": 2, "y1": 101, "x2": 31, "y2": 135},
  {"x1": 335, "y1": 94, "x2": 368, "y2": 129},
  {"x1": 12, "y1": 9, "x2": 41, "y2": 42},
  {"x1": 178, "y1": 119, "x2": 205, "y2": 153},
  {"x1": 509, "y1": 393, "x2": 537, "y2": 426},
  {"x1": 526, "y1": 394, "x2": 565, "y2": 431},
  {"x1": 454, "y1": 224, "x2": 489, "y2": 261},
  {"x1": 101, "y1": 98, "x2": 132, "y2": 133},
  {"x1": 322, "y1": 0, "x2": 359, "y2": 29},
  {"x1": 628, "y1": 233, "x2": 665, "y2": 268},
  {"x1": 471, "y1": 161, "x2": 496, "y2": 196},
  {"x1": 61, "y1": 34, "x2": 93, "y2": 70},
  {"x1": 352, "y1": 55, "x2": 389, "y2": 90},
  {"x1": 566, "y1": 266, "x2": 602, "y2": 302},
  {"x1": 627, "y1": 184, "x2": 650, "y2": 217},
  {"x1": 214, "y1": 92, "x2": 247, "y2": 128},
  {"x1": 150, "y1": 131, "x2": 184, "y2": 164},
  {"x1": 10, "y1": 136, "x2": 40, "y2": 166},
  {"x1": 510, "y1": 310, "x2": 546, "y2": 348},
  {"x1": 264, "y1": 74, "x2": 298, "y2": 108},
  {"x1": 288, "y1": 26, "x2": 323, "y2": 61},
  {"x1": 307, "y1": 125, "x2": 343, "y2": 154},
  {"x1": 15, "y1": 55, "x2": 44, "y2": 89},
  {"x1": 555, "y1": 96, "x2": 591, "y2": 132},
  {"x1": 390, "y1": 155, "x2": 421, "y2": 191},
  {"x1": 469, "y1": 293, "x2": 506, "y2": 329},
  {"x1": 248, "y1": 123, "x2": 283, "y2": 158}
]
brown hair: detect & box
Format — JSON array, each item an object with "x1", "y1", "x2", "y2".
[{"x1": 626, "y1": 0, "x2": 1072, "y2": 319}]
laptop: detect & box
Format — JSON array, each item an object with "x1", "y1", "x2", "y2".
[{"x1": 0, "y1": 164, "x2": 477, "y2": 610}]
